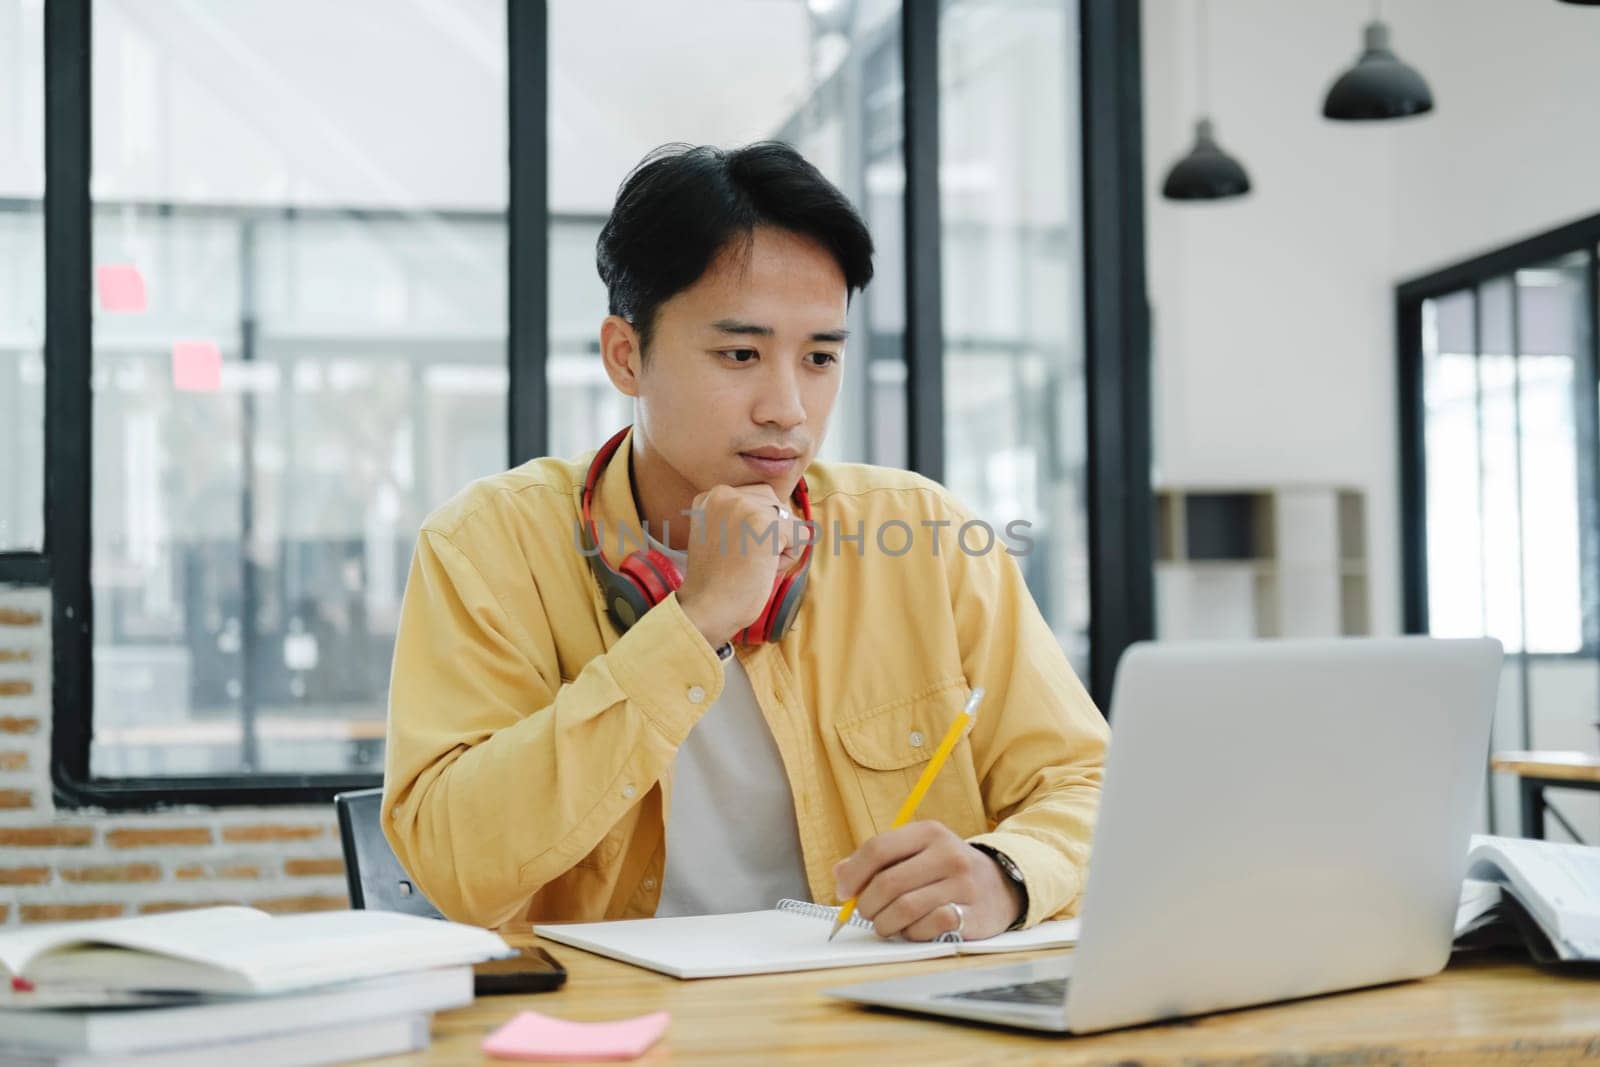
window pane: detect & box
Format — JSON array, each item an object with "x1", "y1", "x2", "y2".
[
  {"x1": 1515, "y1": 254, "x2": 1586, "y2": 655},
  {"x1": 546, "y1": 0, "x2": 906, "y2": 466},
  {"x1": 1478, "y1": 277, "x2": 1524, "y2": 654},
  {"x1": 1465, "y1": 265, "x2": 1588, "y2": 656},
  {"x1": 0, "y1": 0, "x2": 44, "y2": 551},
  {"x1": 938, "y1": 0, "x2": 1089, "y2": 674},
  {"x1": 1422, "y1": 289, "x2": 1483, "y2": 638},
  {"x1": 89, "y1": 0, "x2": 507, "y2": 778}
]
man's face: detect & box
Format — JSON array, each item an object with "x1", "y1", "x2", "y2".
[{"x1": 614, "y1": 226, "x2": 848, "y2": 501}]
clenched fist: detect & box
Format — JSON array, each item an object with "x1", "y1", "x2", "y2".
[{"x1": 676, "y1": 483, "x2": 803, "y2": 648}]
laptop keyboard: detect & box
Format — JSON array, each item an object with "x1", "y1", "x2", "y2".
[{"x1": 940, "y1": 977, "x2": 1068, "y2": 1007}]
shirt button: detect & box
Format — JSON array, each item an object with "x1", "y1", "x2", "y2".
[
  {"x1": 643, "y1": 877, "x2": 658, "y2": 891},
  {"x1": 622, "y1": 783, "x2": 637, "y2": 799},
  {"x1": 687, "y1": 685, "x2": 706, "y2": 704},
  {"x1": 909, "y1": 731, "x2": 925, "y2": 748}
]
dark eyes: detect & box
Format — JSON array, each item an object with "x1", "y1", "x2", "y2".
[{"x1": 721, "y1": 349, "x2": 838, "y2": 367}]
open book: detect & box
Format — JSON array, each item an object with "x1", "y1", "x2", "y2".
[
  {"x1": 1456, "y1": 834, "x2": 1600, "y2": 961},
  {"x1": 533, "y1": 898, "x2": 1080, "y2": 979},
  {"x1": 0, "y1": 906, "x2": 511, "y2": 995}
]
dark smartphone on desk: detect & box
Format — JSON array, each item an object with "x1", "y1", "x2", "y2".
[{"x1": 473, "y1": 945, "x2": 567, "y2": 995}]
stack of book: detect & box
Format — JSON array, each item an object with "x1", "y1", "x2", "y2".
[
  {"x1": 0, "y1": 906, "x2": 511, "y2": 1065},
  {"x1": 1453, "y1": 834, "x2": 1600, "y2": 962}
]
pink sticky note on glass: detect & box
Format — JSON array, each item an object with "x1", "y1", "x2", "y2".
[
  {"x1": 96, "y1": 265, "x2": 148, "y2": 313},
  {"x1": 172, "y1": 341, "x2": 223, "y2": 393},
  {"x1": 481, "y1": 1010, "x2": 669, "y2": 1062}
]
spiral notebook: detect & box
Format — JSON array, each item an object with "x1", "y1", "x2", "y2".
[{"x1": 532, "y1": 899, "x2": 1080, "y2": 979}]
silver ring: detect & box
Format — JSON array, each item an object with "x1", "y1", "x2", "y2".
[
  {"x1": 776, "y1": 505, "x2": 792, "y2": 523},
  {"x1": 936, "y1": 902, "x2": 966, "y2": 944}
]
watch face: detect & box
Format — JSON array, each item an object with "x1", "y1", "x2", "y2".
[
  {"x1": 977, "y1": 846, "x2": 1028, "y2": 930},
  {"x1": 977, "y1": 846, "x2": 1021, "y2": 886},
  {"x1": 985, "y1": 847, "x2": 1020, "y2": 880}
]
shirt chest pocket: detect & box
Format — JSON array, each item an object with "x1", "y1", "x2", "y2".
[{"x1": 834, "y1": 681, "x2": 988, "y2": 841}]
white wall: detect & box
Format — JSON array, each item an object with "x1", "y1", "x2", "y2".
[
  {"x1": 1144, "y1": 0, "x2": 1600, "y2": 836},
  {"x1": 1388, "y1": 1, "x2": 1600, "y2": 275}
]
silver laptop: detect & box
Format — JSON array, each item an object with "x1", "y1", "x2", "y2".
[{"x1": 827, "y1": 637, "x2": 1503, "y2": 1034}]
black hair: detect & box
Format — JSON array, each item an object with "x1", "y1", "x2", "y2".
[{"x1": 596, "y1": 141, "x2": 875, "y2": 354}]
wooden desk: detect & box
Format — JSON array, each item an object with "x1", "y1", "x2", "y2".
[
  {"x1": 382, "y1": 935, "x2": 1600, "y2": 1065},
  {"x1": 1491, "y1": 749, "x2": 1600, "y2": 839}
]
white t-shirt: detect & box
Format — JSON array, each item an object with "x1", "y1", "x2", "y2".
[{"x1": 648, "y1": 536, "x2": 811, "y2": 917}]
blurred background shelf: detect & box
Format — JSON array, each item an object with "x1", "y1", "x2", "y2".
[{"x1": 1154, "y1": 486, "x2": 1368, "y2": 641}]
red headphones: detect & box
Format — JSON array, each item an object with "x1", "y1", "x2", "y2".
[{"x1": 580, "y1": 426, "x2": 813, "y2": 644}]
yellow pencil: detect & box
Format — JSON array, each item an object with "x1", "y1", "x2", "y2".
[{"x1": 828, "y1": 686, "x2": 986, "y2": 941}]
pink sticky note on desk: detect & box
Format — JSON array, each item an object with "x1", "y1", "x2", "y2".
[{"x1": 482, "y1": 1010, "x2": 669, "y2": 1062}]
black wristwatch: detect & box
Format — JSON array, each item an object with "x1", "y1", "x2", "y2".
[{"x1": 971, "y1": 843, "x2": 1029, "y2": 931}]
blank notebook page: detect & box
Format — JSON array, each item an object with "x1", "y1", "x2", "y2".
[{"x1": 533, "y1": 909, "x2": 1079, "y2": 979}]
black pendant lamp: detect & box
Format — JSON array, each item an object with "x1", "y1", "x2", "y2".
[
  {"x1": 1323, "y1": 4, "x2": 1434, "y2": 121},
  {"x1": 1163, "y1": 119, "x2": 1251, "y2": 201},
  {"x1": 1161, "y1": 0, "x2": 1251, "y2": 202}
]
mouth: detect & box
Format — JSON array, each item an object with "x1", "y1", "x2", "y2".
[{"x1": 738, "y1": 449, "x2": 802, "y2": 476}]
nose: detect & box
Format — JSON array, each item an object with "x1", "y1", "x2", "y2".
[{"x1": 752, "y1": 357, "x2": 806, "y2": 432}]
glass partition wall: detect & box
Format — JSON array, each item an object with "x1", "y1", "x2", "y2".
[{"x1": 21, "y1": 0, "x2": 1130, "y2": 804}]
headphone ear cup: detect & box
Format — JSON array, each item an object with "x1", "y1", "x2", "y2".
[
  {"x1": 743, "y1": 559, "x2": 810, "y2": 644},
  {"x1": 617, "y1": 549, "x2": 683, "y2": 606},
  {"x1": 598, "y1": 570, "x2": 654, "y2": 633},
  {"x1": 766, "y1": 566, "x2": 808, "y2": 642},
  {"x1": 738, "y1": 573, "x2": 787, "y2": 645},
  {"x1": 598, "y1": 549, "x2": 682, "y2": 634}
]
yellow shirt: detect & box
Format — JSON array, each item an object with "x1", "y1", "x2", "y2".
[{"x1": 382, "y1": 430, "x2": 1109, "y2": 930}]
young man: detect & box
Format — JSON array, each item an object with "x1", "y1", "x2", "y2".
[{"x1": 383, "y1": 142, "x2": 1107, "y2": 942}]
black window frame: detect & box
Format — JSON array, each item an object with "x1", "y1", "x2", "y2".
[
  {"x1": 16, "y1": 0, "x2": 1150, "y2": 810},
  {"x1": 1397, "y1": 213, "x2": 1600, "y2": 669}
]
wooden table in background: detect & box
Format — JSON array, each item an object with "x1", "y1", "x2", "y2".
[
  {"x1": 1491, "y1": 749, "x2": 1600, "y2": 840},
  {"x1": 377, "y1": 929, "x2": 1600, "y2": 1065}
]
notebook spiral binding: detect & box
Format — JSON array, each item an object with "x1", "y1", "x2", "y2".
[{"x1": 776, "y1": 898, "x2": 875, "y2": 932}]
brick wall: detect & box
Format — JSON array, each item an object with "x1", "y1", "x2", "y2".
[{"x1": 0, "y1": 585, "x2": 350, "y2": 925}]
